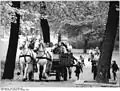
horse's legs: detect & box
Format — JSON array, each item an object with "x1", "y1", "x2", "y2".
[
  {"x1": 39, "y1": 65, "x2": 43, "y2": 81},
  {"x1": 68, "y1": 67, "x2": 72, "y2": 79},
  {"x1": 19, "y1": 63, "x2": 23, "y2": 75},
  {"x1": 23, "y1": 64, "x2": 26, "y2": 75},
  {"x1": 37, "y1": 63, "x2": 40, "y2": 74},
  {"x1": 42, "y1": 64, "x2": 48, "y2": 79},
  {"x1": 37, "y1": 63, "x2": 41, "y2": 80},
  {"x1": 23, "y1": 64, "x2": 28, "y2": 81},
  {"x1": 42, "y1": 64, "x2": 46, "y2": 77},
  {"x1": 19, "y1": 62, "x2": 25, "y2": 78},
  {"x1": 28, "y1": 63, "x2": 34, "y2": 81},
  {"x1": 46, "y1": 61, "x2": 52, "y2": 75}
]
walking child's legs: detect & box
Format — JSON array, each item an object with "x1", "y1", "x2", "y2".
[
  {"x1": 94, "y1": 71, "x2": 97, "y2": 80},
  {"x1": 76, "y1": 72, "x2": 80, "y2": 80},
  {"x1": 93, "y1": 66, "x2": 97, "y2": 80},
  {"x1": 113, "y1": 71, "x2": 116, "y2": 80},
  {"x1": 68, "y1": 67, "x2": 72, "y2": 79}
]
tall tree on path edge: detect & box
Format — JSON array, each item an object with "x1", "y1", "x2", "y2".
[
  {"x1": 96, "y1": 1, "x2": 119, "y2": 83},
  {"x1": 2, "y1": 1, "x2": 20, "y2": 79},
  {"x1": 40, "y1": 1, "x2": 50, "y2": 43}
]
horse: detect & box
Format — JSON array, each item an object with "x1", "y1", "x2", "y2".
[
  {"x1": 34, "y1": 40, "x2": 52, "y2": 80},
  {"x1": 17, "y1": 39, "x2": 35, "y2": 81}
]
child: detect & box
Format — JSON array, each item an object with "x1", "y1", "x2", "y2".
[
  {"x1": 80, "y1": 55, "x2": 85, "y2": 66},
  {"x1": 74, "y1": 61, "x2": 83, "y2": 80},
  {"x1": 111, "y1": 60, "x2": 119, "y2": 80}
]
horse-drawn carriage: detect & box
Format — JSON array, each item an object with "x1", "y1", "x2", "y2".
[{"x1": 18, "y1": 36, "x2": 74, "y2": 81}]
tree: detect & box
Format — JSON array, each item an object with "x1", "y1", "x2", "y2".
[
  {"x1": 58, "y1": 33, "x2": 61, "y2": 43},
  {"x1": 41, "y1": 18, "x2": 50, "y2": 43},
  {"x1": 83, "y1": 35, "x2": 88, "y2": 53},
  {"x1": 40, "y1": 1, "x2": 50, "y2": 43},
  {"x1": 2, "y1": 1, "x2": 20, "y2": 79},
  {"x1": 96, "y1": 1, "x2": 119, "y2": 83}
]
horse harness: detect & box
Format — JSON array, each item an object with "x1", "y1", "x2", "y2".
[
  {"x1": 36, "y1": 50, "x2": 52, "y2": 61},
  {"x1": 19, "y1": 49, "x2": 34, "y2": 64},
  {"x1": 35, "y1": 42, "x2": 52, "y2": 61}
]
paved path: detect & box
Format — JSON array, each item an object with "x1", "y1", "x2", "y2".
[{"x1": 0, "y1": 67, "x2": 93, "y2": 87}]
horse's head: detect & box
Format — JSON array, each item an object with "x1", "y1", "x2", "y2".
[
  {"x1": 24, "y1": 40, "x2": 30, "y2": 49},
  {"x1": 34, "y1": 39, "x2": 46, "y2": 53},
  {"x1": 34, "y1": 39, "x2": 39, "y2": 51}
]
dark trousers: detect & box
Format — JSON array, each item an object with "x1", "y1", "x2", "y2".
[
  {"x1": 92, "y1": 66, "x2": 97, "y2": 80},
  {"x1": 112, "y1": 70, "x2": 117, "y2": 80}
]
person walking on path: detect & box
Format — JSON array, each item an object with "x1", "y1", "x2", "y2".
[
  {"x1": 74, "y1": 61, "x2": 83, "y2": 80},
  {"x1": 111, "y1": 60, "x2": 119, "y2": 80},
  {"x1": 91, "y1": 53, "x2": 100, "y2": 80},
  {"x1": 68, "y1": 52, "x2": 78, "y2": 79}
]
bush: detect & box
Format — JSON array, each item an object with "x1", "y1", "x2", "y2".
[
  {"x1": 88, "y1": 40, "x2": 100, "y2": 49},
  {"x1": 69, "y1": 39, "x2": 84, "y2": 49},
  {"x1": 69, "y1": 39, "x2": 100, "y2": 49}
]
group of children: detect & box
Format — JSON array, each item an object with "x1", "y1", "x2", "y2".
[
  {"x1": 88, "y1": 47, "x2": 119, "y2": 81},
  {"x1": 74, "y1": 47, "x2": 119, "y2": 81}
]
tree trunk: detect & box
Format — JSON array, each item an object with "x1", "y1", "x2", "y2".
[
  {"x1": 2, "y1": 1, "x2": 20, "y2": 79},
  {"x1": 84, "y1": 39, "x2": 88, "y2": 53},
  {"x1": 40, "y1": 18, "x2": 50, "y2": 43},
  {"x1": 99, "y1": 40, "x2": 103, "y2": 53},
  {"x1": 40, "y1": 1, "x2": 50, "y2": 43},
  {"x1": 96, "y1": 1, "x2": 119, "y2": 83},
  {"x1": 58, "y1": 33, "x2": 61, "y2": 43}
]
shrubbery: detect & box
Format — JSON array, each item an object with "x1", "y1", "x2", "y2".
[{"x1": 70, "y1": 39, "x2": 119, "y2": 50}]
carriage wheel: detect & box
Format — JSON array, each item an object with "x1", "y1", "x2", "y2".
[
  {"x1": 63, "y1": 67, "x2": 67, "y2": 81},
  {"x1": 39, "y1": 65, "x2": 43, "y2": 81},
  {"x1": 56, "y1": 69, "x2": 60, "y2": 81}
]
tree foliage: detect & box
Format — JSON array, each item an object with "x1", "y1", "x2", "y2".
[
  {"x1": 0, "y1": 1, "x2": 109, "y2": 41},
  {"x1": 46, "y1": 1, "x2": 109, "y2": 31}
]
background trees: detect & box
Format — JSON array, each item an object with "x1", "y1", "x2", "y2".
[{"x1": 1, "y1": 1, "x2": 115, "y2": 49}]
